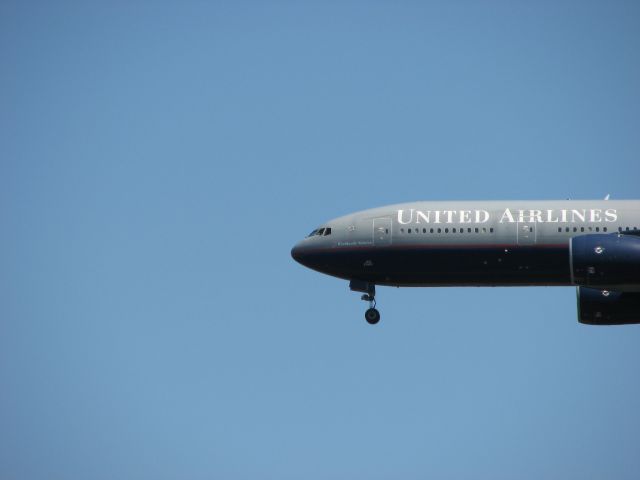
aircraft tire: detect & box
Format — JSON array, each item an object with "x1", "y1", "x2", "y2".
[{"x1": 365, "y1": 308, "x2": 381, "y2": 325}]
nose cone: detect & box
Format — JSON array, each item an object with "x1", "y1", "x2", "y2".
[
  {"x1": 291, "y1": 240, "x2": 317, "y2": 270},
  {"x1": 291, "y1": 241, "x2": 309, "y2": 266},
  {"x1": 291, "y1": 237, "x2": 347, "y2": 279},
  {"x1": 291, "y1": 243, "x2": 303, "y2": 264}
]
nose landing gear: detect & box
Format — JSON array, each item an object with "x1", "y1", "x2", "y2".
[{"x1": 350, "y1": 280, "x2": 381, "y2": 325}]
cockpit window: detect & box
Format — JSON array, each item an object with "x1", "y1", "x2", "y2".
[{"x1": 308, "y1": 227, "x2": 332, "y2": 237}]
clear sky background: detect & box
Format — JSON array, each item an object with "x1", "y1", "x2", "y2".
[{"x1": 2, "y1": 1, "x2": 640, "y2": 479}]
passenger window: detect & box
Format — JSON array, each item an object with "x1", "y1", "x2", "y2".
[
  {"x1": 588, "y1": 226, "x2": 592, "y2": 232},
  {"x1": 482, "y1": 227, "x2": 487, "y2": 233},
  {"x1": 468, "y1": 228, "x2": 472, "y2": 233},
  {"x1": 490, "y1": 228, "x2": 494, "y2": 233},
  {"x1": 580, "y1": 227, "x2": 585, "y2": 232},
  {"x1": 437, "y1": 228, "x2": 442, "y2": 233},
  {"x1": 445, "y1": 228, "x2": 449, "y2": 233},
  {"x1": 452, "y1": 228, "x2": 456, "y2": 233},
  {"x1": 423, "y1": 228, "x2": 426, "y2": 233},
  {"x1": 475, "y1": 228, "x2": 479, "y2": 233},
  {"x1": 565, "y1": 227, "x2": 570, "y2": 232},
  {"x1": 430, "y1": 228, "x2": 434, "y2": 233},
  {"x1": 603, "y1": 227, "x2": 607, "y2": 232}
]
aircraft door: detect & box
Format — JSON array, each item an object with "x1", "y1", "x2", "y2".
[
  {"x1": 517, "y1": 222, "x2": 537, "y2": 245},
  {"x1": 373, "y1": 217, "x2": 392, "y2": 246}
]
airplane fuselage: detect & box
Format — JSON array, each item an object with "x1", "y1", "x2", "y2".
[
  {"x1": 291, "y1": 200, "x2": 640, "y2": 324},
  {"x1": 293, "y1": 200, "x2": 638, "y2": 287}
]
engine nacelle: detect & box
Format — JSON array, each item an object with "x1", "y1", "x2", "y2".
[
  {"x1": 570, "y1": 233, "x2": 640, "y2": 289},
  {"x1": 577, "y1": 287, "x2": 640, "y2": 325}
]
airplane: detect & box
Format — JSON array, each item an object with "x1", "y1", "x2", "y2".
[{"x1": 291, "y1": 199, "x2": 640, "y2": 325}]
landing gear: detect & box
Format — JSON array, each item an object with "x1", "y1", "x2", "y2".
[{"x1": 350, "y1": 280, "x2": 381, "y2": 325}]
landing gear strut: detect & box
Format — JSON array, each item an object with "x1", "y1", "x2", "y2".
[{"x1": 350, "y1": 280, "x2": 381, "y2": 325}]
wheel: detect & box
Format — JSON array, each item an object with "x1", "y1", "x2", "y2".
[{"x1": 365, "y1": 308, "x2": 381, "y2": 325}]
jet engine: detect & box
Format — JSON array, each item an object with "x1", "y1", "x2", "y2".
[
  {"x1": 577, "y1": 287, "x2": 640, "y2": 325},
  {"x1": 570, "y1": 233, "x2": 640, "y2": 289}
]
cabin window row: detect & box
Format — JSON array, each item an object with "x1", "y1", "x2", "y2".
[
  {"x1": 556, "y1": 226, "x2": 639, "y2": 233},
  {"x1": 400, "y1": 227, "x2": 494, "y2": 234},
  {"x1": 557, "y1": 226, "x2": 608, "y2": 233}
]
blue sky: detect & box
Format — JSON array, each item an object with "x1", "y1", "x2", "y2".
[{"x1": 2, "y1": 1, "x2": 640, "y2": 479}]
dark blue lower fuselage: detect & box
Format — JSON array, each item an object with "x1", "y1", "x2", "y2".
[{"x1": 293, "y1": 244, "x2": 571, "y2": 287}]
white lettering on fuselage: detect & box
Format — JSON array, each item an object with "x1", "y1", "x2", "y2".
[
  {"x1": 397, "y1": 209, "x2": 491, "y2": 225},
  {"x1": 397, "y1": 208, "x2": 618, "y2": 224}
]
